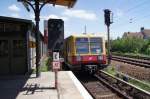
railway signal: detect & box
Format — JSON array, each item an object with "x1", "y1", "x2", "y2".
[
  {"x1": 104, "y1": 9, "x2": 113, "y2": 26},
  {"x1": 48, "y1": 19, "x2": 64, "y2": 52},
  {"x1": 104, "y1": 9, "x2": 113, "y2": 65}
]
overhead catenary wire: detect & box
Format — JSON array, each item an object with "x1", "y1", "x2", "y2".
[
  {"x1": 123, "y1": 0, "x2": 149, "y2": 14},
  {"x1": 113, "y1": 0, "x2": 150, "y2": 25},
  {"x1": 114, "y1": 0, "x2": 149, "y2": 18},
  {"x1": 112, "y1": 13, "x2": 150, "y2": 30}
]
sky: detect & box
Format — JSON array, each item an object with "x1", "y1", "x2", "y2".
[{"x1": 1, "y1": 0, "x2": 150, "y2": 39}]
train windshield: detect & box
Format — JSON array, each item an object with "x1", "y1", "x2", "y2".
[
  {"x1": 76, "y1": 38, "x2": 89, "y2": 54},
  {"x1": 90, "y1": 38, "x2": 102, "y2": 54}
]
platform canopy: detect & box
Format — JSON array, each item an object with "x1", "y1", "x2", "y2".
[
  {"x1": 45, "y1": 0, "x2": 77, "y2": 8},
  {"x1": 18, "y1": 0, "x2": 77, "y2": 8}
]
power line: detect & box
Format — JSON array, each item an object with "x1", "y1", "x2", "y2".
[
  {"x1": 124, "y1": 0, "x2": 149, "y2": 13},
  {"x1": 112, "y1": 13, "x2": 150, "y2": 31},
  {"x1": 113, "y1": 0, "x2": 150, "y2": 21},
  {"x1": 112, "y1": 0, "x2": 150, "y2": 29}
]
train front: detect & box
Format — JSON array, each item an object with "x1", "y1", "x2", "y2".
[{"x1": 71, "y1": 36, "x2": 106, "y2": 73}]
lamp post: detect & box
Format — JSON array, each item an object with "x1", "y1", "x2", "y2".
[
  {"x1": 18, "y1": 0, "x2": 50, "y2": 77},
  {"x1": 18, "y1": 0, "x2": 77, "y2": 77}
]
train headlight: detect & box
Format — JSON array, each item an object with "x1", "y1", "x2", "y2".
[
  {"x1": 76, "y1": 56, "x2": 81, "y2": 61},
  {"x1": 98, "y1": 55, "x2": 103, "y2": 60}
]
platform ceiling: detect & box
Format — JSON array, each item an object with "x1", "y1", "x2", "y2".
[{"x1": 21, "y1": 0, "x2": 77, "y2": 8}]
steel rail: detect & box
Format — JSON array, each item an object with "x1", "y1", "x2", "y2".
[
  {"x1": 112, "y1": 53, "x2": 150, "y2": 60},
  {"x1": 94, "y1": 74, "x2": 131, "y2": 99},
  {"x1": 112, "y1": 55, "x2": 150, "y2": 68},
  {"x1": 97, "y1": 70, "x2": 150, "y2": 99},
  {"x1": 79, "y1": 74, "x2": 121, "y2": 99}
]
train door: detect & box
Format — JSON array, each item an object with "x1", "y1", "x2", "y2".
[{"x1": 0, "y1": 40, "x2": 10, "y2": 74}]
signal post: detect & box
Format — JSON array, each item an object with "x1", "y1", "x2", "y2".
[{"x1": 104, "y1": 9, "x2": 113, "y2": 65}]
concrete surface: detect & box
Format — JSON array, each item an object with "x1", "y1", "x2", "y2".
[{"x1": 0, "y1": 71, "x2": 93, "y2": 99}]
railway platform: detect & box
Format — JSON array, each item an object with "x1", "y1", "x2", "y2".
[{"x1": 0, "y1": 71, "x2": 93, "y2": 99}]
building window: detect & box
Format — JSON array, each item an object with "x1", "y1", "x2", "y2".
[
  {"x1": 13, "y1": 40, "x2": 25, "y2": 57},
  {"x1": 5, "y1": 23, "x2": 21, "y2": 32},
  {"x1": 0, "y1": 40, "x2": 8, "y2": 57},
  {"x1": 0, "y1": 23, "x2": 4, "y2": 32}
]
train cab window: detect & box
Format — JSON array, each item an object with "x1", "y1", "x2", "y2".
[
  {"x1": 0, "y1": 40, "x2": 8, "y2": 57},
  {"x1": 76, "y1": 38, "x2": 89, "y2": 54},
  {"x1": 13, "y1": 40, "x2": 25, "y2": 57},
  {"x1": 90, "y1": 38, "x2": 103, "y2": 54}
]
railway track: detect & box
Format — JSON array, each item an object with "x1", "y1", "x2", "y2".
[
  {"x1": 75, "y1": 70, "x2": 150, "y2": 99},
  {"x1": 111, "y1": 55, "x2": 150, "y2": 68},
  {"x1": 96, "y1": 70, "x2": 150, "y2": 99},
  {"x1": 75, "y1": 72, "x2": 123, "y2": 99},
  {"x1": 111, "y1": 60, "x2": 150, "y2": 81},
  {"x1": 112, "y1": 53, "x2": 150, "y2": 60}
]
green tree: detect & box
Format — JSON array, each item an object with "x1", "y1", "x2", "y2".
[{"x1": 111, "y1": 37, "x2": 148, "y2": 55}]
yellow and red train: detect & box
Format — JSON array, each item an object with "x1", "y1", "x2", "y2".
[{"x1": 63, "y1": 34, "x2": 106, "y2": 73}]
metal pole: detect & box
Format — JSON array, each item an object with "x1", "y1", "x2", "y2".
[
  {"x1": 107, "y1": 25, "x2": 111, "y2": 65},
  {"x1": 104, "y1": 9, "x2": 112, "y2": 65},
  {"x1": 85, "y1": 25, "x2": 86, "y2": 34},
  {"x1": 35, "y1": 0, "x2": 41, "y2": 77},
  {"x1": 55, "y1": 70, "x2": 58, "y2": 89}
]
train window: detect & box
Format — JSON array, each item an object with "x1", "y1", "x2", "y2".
[
  {"x1": 90, "y1": 38, "x2": 103, "y2": 54},
  {"x1": 0, "y1": 40, "x2": 8, "y2": 57},
  {"x1": 90, "y1": 38, "x2": 102, "y2": 42},
  {"x1": 76, "y1": 38, "x2": 88, "y2": 42},
  {"x1": 90, "y1": 43, "x2": 102, "y2": 54},
  {"x1": 76, "y1": 38, "x2": 89, "y2": 54},
  {"x1": 13, "y1": 40, "x2": 25, "y2": 57}
]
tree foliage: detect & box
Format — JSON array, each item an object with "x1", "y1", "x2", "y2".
[{"x1": 111, "y1": 37, "x2": 150, "y2": 55}]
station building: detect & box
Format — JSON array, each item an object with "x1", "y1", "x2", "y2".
[{"x1": 0, "y1": 16, "x2": 47, "y2": 75}]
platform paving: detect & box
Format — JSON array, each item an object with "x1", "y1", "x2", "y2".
[{"x1": 0, "y1": 71, "x2": 92, "y2": 99}]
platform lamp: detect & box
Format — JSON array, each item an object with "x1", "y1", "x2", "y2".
[{"x1": 17, "y1": 0, "x2": 77, "y2": 77}]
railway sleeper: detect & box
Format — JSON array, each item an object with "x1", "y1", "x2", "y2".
[
  {"x1": 115, "y1": 78, "x2": 150, "y2": 99},
  {"x1": 128, "y1": 88, "x2": 149, "y2": 99}
]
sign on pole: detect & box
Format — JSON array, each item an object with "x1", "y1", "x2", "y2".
[
  {"x1": 52, "y1": 61, "x2": 60, "y2": 70},
  {"x1": 52, "y1": 52, "x2": 60, "y2": 70},
  {"x1": 53, "y1": 52, "x2": 59, "y2": 61},
  {"x1": 52, "y1": 51, "x2": 60, "y2": 89}
]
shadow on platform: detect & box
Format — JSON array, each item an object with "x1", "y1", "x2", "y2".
[{"x1": 0, "y1": 74, "x2": 55, "y2": 99}]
